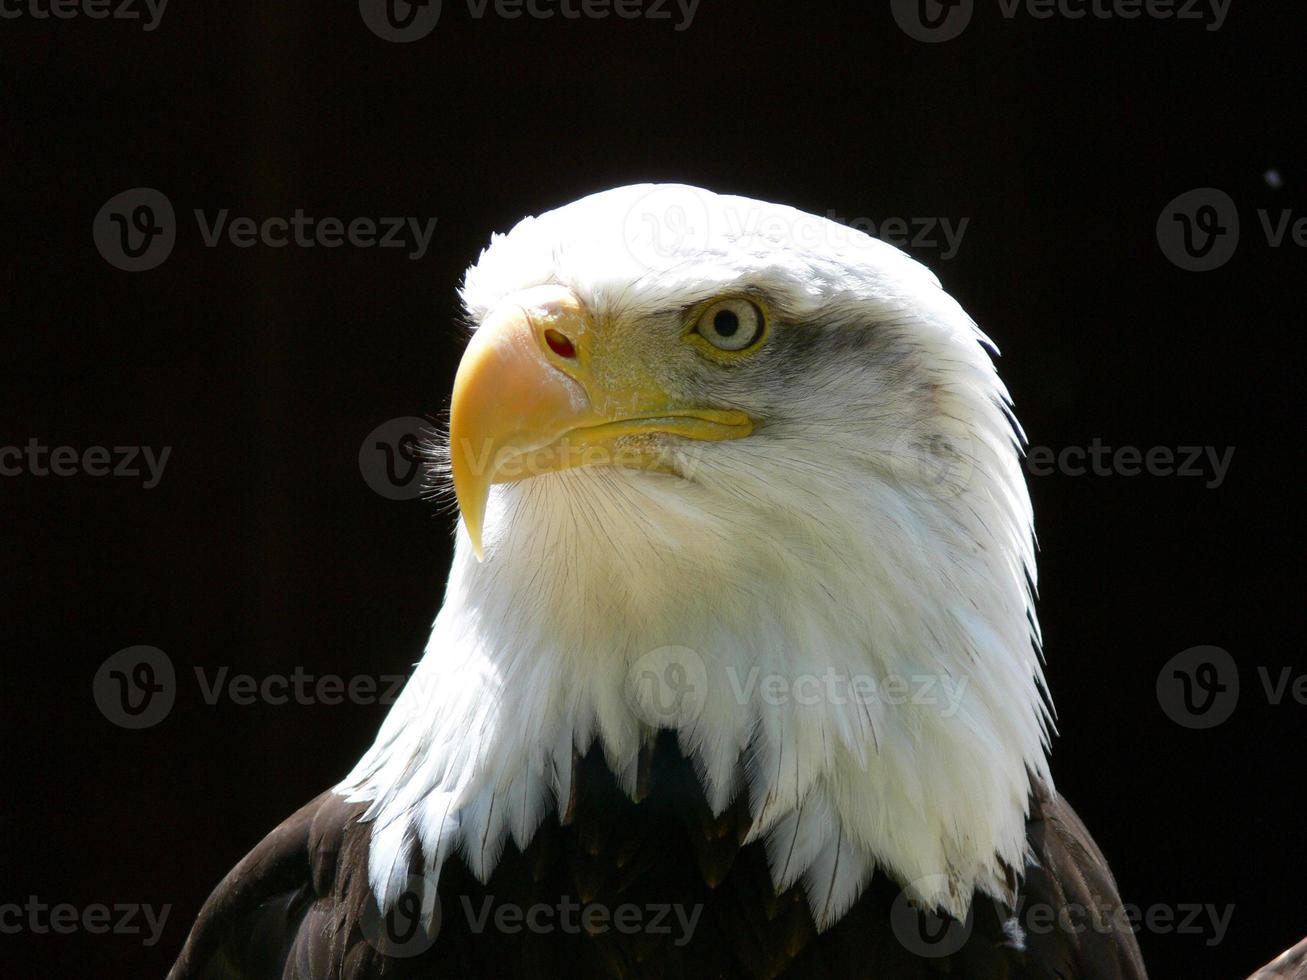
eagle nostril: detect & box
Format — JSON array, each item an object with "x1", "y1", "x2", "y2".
[{"x1": 544, "y1": 329, "x2": 577, "y2": 359}]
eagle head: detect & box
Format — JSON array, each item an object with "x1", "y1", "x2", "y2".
[{"x1": 344, "y1": 184, "x2": 1051, "y2": 928}]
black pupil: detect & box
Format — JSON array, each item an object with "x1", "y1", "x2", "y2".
[{"x1": 713, "y1": 308, "x2": 741, "y2": 338}]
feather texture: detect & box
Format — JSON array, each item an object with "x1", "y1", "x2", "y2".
[{"x1": 169, "y1": 739, "x2": 1145, "y2": 979}]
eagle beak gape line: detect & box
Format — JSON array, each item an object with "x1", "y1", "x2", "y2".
[{"x1": 449, "y1": 284, "x2": 753, "y2": 559}]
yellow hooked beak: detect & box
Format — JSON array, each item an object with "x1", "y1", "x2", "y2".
[{"x1": 449, "y1": 285, "x2": 753, "y2": 559}]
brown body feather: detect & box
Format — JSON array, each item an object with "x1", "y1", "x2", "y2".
[{"x1": 169, "y1": 732, "x2": 1146, "y2": 979}]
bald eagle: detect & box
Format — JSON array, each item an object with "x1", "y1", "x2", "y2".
[{"x1": 168, "y1": 185, "x2": 1149, "y2": 978}]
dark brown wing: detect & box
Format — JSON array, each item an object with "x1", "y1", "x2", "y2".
[
  {"x1": 1015, "y1": 779, "x2": 1149, "y2": 979},
  {"x1": 166, "y1": 791, "x2": 384, "y2": 980},
  {"x1": 168, "y1": 735, "x2": 1146, "y2": 979}
]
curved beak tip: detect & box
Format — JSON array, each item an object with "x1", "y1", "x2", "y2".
[
  {"x1": 464, "y1": 513, "x2": 486, "y2": 562},
  {"x1": 453, "y1": 461, "x2": 489, "y2": 562}
]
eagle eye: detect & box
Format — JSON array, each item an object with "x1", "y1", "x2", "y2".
[{"x1": 693, "y1": 298, "x2": 766, "y2": 353}]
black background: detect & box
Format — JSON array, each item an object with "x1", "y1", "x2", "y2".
[{"x1": 3, "y1": 1, "x2": 1304, "y2": 977}]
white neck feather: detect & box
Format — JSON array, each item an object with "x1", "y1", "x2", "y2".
[{"x1": 340, "y1": 351, "x2": 1051, "y2": 927}]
